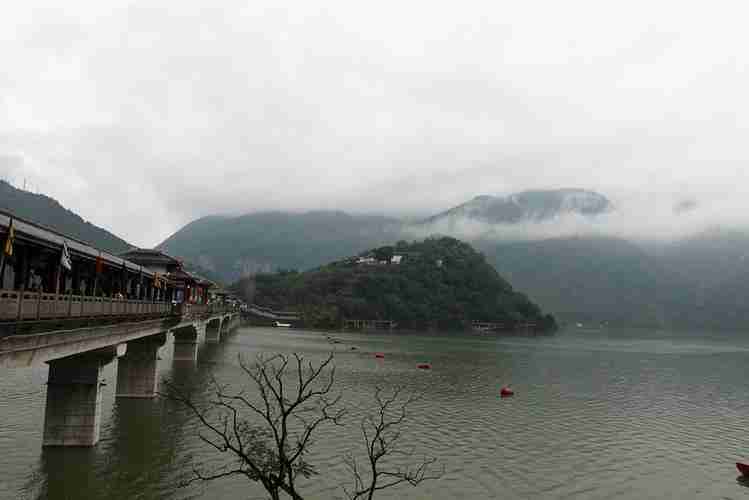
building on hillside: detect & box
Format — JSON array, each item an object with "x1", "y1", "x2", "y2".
[{"x1": 390, "y1": 255, "x2": 403, "y2": 264}]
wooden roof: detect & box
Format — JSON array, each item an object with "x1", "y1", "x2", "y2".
[
  {"x1": 119, "y1": 248, "x2": 182, "y2": 267},
  {"x1": 0, "y1": 209, "x2": 151, "y2": 277}
]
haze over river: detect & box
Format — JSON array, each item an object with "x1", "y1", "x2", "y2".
[{"x1": 2, "y1": 327, "x2": 749, "y2": 499}]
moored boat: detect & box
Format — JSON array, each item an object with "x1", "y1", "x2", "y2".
[{"x1": 274, "y1": 321, "x2": 291, "y2": 328}]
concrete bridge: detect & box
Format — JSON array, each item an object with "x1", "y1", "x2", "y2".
[
  {"x1": 0, "y1": 209, "x2": 243, "y2": 447},
  {"x1": 1, "y1": 303, "x2": 239, "y2": 447}
]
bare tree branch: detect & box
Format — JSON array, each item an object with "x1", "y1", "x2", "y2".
[
  {"x1": 344, "y1": 386, "x2": 443, "y2": 500},
  {"x1": 162, "y1": 354, "x2": 441, "y2": 500}
]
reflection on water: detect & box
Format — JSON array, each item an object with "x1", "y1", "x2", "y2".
[{"x1": 1, "y1": 327, "x2": 749, "y2": 499}]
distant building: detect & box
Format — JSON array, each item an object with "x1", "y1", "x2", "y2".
[
  {"x1": 391, "y1": 255, "x2": 403, "y2": 264},
  {"x1": 120, "y1": 249, "x2": 210, "y2": 304},
  {"x1": 119, "y1": 249, "x2": 182, "y2": 274}
]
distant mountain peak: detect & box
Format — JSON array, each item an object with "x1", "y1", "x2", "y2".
[{"x1": 427, "y1": 188, "x2": 612, "y2": 225}]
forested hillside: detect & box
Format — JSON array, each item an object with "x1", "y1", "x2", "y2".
[
  {"x1": 158, "y1": 211, "x2": 401, "y2": 282},
  {"x1": 478, "y1": 236, "x2": 697, "y2": 327},
  {"x1": 0, "y1": 180, "x2": 132, "y2": 254},
  {"x1": 234, "y1": 237, "x2": 557, "y2": 331},
  {"x1": 0, "y1": 181, "x2": 224, "y2": 284}
]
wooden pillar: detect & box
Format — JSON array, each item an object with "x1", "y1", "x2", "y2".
[
  {"x1": 54, "y1": 261, "x2": 62, "y2": 295},
  {"x1": 71, "y1": 260, "x2": 80, "y2": 295},
  {"x1": 92, "y1": 263, "x2": 99, "y2": 297},
  {"x1": 19, "y1": 245, "x2": 31, "y2": 291}
]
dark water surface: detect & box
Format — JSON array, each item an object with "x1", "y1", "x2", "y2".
[{"x1": 2, "y1": 327, "x2": 749, "y2": 499}]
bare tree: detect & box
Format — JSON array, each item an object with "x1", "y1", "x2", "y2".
[
  {"x1": 343, "y1": 387, "x2": 442, "y2": 500},
  {"x1": 163, "y1": 353, "x2": 441, "y2": 500}
]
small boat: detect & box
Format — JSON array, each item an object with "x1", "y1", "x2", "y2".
[
  {"x1": 500, "y1": 386, "x2": 514, "y2": 397},
  {"x1": 274, "y1": 321, "x2": 291, "y2": 328},
  {"x1": 374, "y1": 353, "x2": 385, "y2": 359},
  {"x1": 416, "y1": 363, "x2": 431, "y2": 370},
  {"x1": 737, "y1": 462, "x2": 749, "y2": 476}
]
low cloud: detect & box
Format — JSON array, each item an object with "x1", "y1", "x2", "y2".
[
  {"x1": 3, "y1": 1, "x2": 749, "y2": 247},
  {"x1": 404, "y1": 191, "x2": 749, "y2": 244}
]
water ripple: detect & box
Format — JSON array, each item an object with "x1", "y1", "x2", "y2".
[{"x1": 1, "y1": 328, "x2": 749, "y2": 499}]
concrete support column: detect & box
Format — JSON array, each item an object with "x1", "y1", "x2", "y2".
[
  {"x1": 42, "y1": 349, "x2": 116, "y2": 447},
  {"x1": 205, "y1": 319, "x2": 221, "y2": 344},
  {"x1": 116, "y1": 333, "x2": 166, "y2": 398},
  {"x1": 173, "y1": 325, "x2": 199, "y2": 362},
  {"x1": 226, "y1": 315, "x2": 237, "y2": 332}
]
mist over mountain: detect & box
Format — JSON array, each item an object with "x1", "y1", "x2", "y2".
[
  {"x1": 155, "y1": 187, "x2": 749, "y2": 329},
  {"x1": 426, "y1": 189, "x2": 612, "y2": 225},
  {"x1": 157, "y1": 211, "x2": 401, "y2": 283},
  {"x1": 408, "y1": 188, "x2": 749, "y2": 246}
]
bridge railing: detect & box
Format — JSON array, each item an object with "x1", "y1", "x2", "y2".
[
  {"x1": 246, "y1": 304, "x2": 300, "y2": 321},
  {"x1": 0, "y1": 289, "x2": 172, "y2": 322}
]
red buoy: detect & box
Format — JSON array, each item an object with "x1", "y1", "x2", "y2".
[
  {"x1": 500, "y1": 386, "x2": 514, "y2": 397},
  {"x1": 375, "y1": 353, "x2": 385, "y2": 359},
  {"x1": 416, "y1": 363, "x2": 432, "y2": 370}
]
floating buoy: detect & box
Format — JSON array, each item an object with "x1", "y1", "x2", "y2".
[
  {"x1": 375, "y1": 353, "x2": 385, "y2": 359},
  {"x1": 500, "y1": 386, "x2": 514, "y2": 397},
  {"x1": 416, "y1": 363, "x2": 432, "y2": 370}
]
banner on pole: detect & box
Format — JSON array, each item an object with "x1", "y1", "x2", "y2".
[
  {"x1": 3, "y1": 219, "x2": 15, "y2": 257},
  {"x1": 61, "y1": 241, "x2": 72, "y2": 271}
]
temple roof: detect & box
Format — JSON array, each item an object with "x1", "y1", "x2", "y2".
[{"x1": 119, "y1": 248, "x2": 182, "y2": 267}]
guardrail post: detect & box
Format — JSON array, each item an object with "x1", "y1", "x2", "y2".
[{"x1": 36, "y1": 291, "x2": 42, "y2": 320}]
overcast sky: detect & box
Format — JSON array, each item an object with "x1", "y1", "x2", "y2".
[{"x1": 2, "y1": 0, "x2": 749, "y2": 247}]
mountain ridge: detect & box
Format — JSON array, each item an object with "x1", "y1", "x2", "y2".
[
  {"x1": 424, "y1": 188, "x2": 613, "y2": 226},
  {"x1": 0, "y1": 180, "x2": 224, "y2": 284},
  {"x1": 0, "y1": 180, "x2": 133, "y2": 254}
]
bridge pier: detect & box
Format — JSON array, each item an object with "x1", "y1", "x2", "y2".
[
  {"x1": 205, "y1": 317, "x2": 222, "y2": 344},
  {"x1": 115, "y1": 333, "x2": 167, "y2": 398},
  {"x1": 172, "y1": 325, "x2": 199, "y2": 362},
  {"x1": 42, "y1": 347, "x2": 117, "y2": 447},
  {"x1": 223, "y1": 314, "x2": 238, "y2": 334}
]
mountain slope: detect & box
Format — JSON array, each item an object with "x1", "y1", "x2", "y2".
[
  {"x1": 477, "y1": 236, "x2": 697, "y2": 327},
  {"x1": 158, "y1": 211, "x2": 402, "y2": 282},
  {"x1": 235, "y1": 237, "x2": 558, "y2": 331},
  {"x1": 0, "y1": 181, "x2": 225, "y2": 284},
  {"x1": 158, "y1": 189, "x2": 749, "y2": 330},
  {"x1": 656, "y1": 227, "x2": 749, "y2": 290},
  {"x1": 0, "y1": 180, "x2": 132, "y2": 254}
]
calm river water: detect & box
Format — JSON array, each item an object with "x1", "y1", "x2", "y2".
[{"x1": 2, "y1": 327, "x2": 749, "y2": 499}]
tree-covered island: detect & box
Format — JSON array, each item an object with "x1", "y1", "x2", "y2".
[{"x1": 233, "y1": 237, "x2": 557, "y2": 332}]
